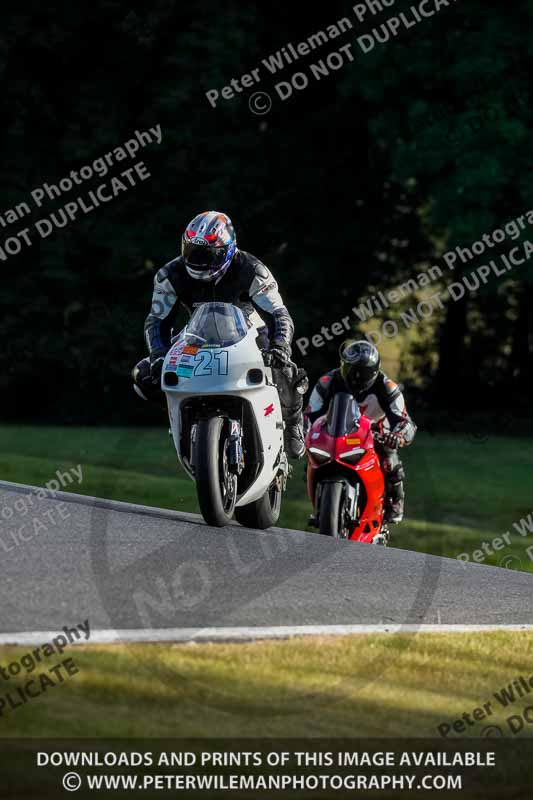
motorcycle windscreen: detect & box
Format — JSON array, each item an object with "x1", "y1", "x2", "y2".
[
  {"x1": 326, "y1": 392, "x2": 361, "y2": 437},
  {"x1": 184, "y1": 302, "x2": 249, "y2": 348}
]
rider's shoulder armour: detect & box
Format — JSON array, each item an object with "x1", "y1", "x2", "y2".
[
  {"x1": 234, "y1": 250, "x2": 269, "y2": 283},
  {"x1": 249, "y1": 255, "x2": 270, "y2": 280},
  {"x1": 155, "y1": 265, "x2": 170, "y2": 283},
  {"x1": 319, "y1": 368, "x2": 342, "y2": 398},
  {"x1": 157, "y1": 256, "x2": 186, "y2": 289},
  {"x1": 373, "y1": 372, "x2": 402, "y2": 404}
]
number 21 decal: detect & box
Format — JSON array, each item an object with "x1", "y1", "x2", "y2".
[{"x1": 193, "y1": 350, "x2": 229, "y2": 377}]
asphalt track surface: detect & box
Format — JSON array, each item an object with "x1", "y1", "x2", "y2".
[{"x1": 1, "y1": 480, "x2": 532, "y2": 642}]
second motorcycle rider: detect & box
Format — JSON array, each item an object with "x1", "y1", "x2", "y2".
[{"x1": 305, "y1": 340, "x2": 417, "y2": 524}]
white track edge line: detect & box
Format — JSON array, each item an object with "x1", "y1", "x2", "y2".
[{"x1": 1, "y1": 624, "x2": 533, "y2": 646}]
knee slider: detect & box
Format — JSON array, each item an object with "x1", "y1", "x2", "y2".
[
  {"x1": 389, "y1": 462, "x2": 405, "y2": 483},
  {"x1": 294, "y1": 368, "x2": 309, "y2": 394}
]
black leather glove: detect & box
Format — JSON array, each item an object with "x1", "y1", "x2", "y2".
[
  {"x1": 379, "y1": 430, "x2": 403, "y2": 450},
  {"x1": 149, "y1": 355, "x2": 165, "y2": 383},
  {"x1": 269, "y1": 344, "x2": 291, "y2": 368}
]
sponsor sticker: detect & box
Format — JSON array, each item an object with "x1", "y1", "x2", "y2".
[
  {"x1": 346, "y1": 437, "x2": 360, "y2": 445},
  {"x1": 264, "y1": 403, "x2": 275, "y2": 417},
  {"x1": 183, "y1": 345, "x2": 199, "y2": 355}
]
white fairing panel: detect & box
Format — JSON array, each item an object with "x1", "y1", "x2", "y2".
[{"x1": 162, "y1": 306, "x2": 284, "y2": 507}]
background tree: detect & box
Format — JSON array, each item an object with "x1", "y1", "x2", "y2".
[{"x1": 0, "y1": 0, "x2": 530, "y2": 423}]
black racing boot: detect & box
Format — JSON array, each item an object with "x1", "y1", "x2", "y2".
[
  {"x1": 383, "y1": 480, "x2": 405, "y2": 524},
  {"x1": 272, "y1": 364, "x2": 307, "y2": 460},
  {"x1": 283, "y1": 407, "x2": 306, "y2": 459},
  {"x1": 383, "y1": 499, "x2": 404, "y2": 525}
]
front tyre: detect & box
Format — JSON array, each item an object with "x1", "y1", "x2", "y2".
[
  {"x1": 195, "y1": 416, "x2": 237, "y2": 527},
  {"x1": 318, "y1": 481, "x2": 350, "y2": 539},
  {"x1": 234, "y1": 481, "x2": 282, "y2": 530}
]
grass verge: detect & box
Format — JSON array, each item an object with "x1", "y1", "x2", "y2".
[{"x1": 1, "y1": 631, "x2": 533, "y2": 738}]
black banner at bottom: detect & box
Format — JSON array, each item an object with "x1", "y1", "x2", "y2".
[{"x1": 0, "y1": 738, "x2": 531, "y2": 799}]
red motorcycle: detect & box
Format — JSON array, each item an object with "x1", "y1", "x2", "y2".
[{"x1": 305, "y1": 392, "x2": 389, "y2": 544}]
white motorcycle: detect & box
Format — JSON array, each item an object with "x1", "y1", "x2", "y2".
[{"x1": 162, "y1": 301, "x2": 290, "y2": 528}]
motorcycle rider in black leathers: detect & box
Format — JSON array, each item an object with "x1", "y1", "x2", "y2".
[
  {"x1": 132, "y1": 211, "x2": 307, "y2": 458},
  {"x1": 304, "y1": 340, "x2": 417, "y2": 523}
]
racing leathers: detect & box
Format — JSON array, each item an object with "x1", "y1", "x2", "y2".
[
  {"x1": 305, "y1": 369, "x2": 417, "y2": 523},
  {"x1": 132, "y1": 249, "x2": 306, "y2": 458}
]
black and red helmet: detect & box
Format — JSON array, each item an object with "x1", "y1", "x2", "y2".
[
  {"x1": 340, "y1": 340, "x2": 381, "y2": 398},
  {"x1": 181, "y1": 211, "x2": 237, "y2": 282}
]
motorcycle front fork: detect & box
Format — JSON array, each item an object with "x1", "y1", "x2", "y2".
[
  {"x1": 308, "y1": 479, "x2": 359, "y2": 531},
  {"x1": 190, "y1": 418, "x2": 244, "y2": 476}
]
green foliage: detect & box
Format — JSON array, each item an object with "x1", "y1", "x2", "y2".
[{"x1": 0, "y1": 1, "x2": 531, "y2": 421}]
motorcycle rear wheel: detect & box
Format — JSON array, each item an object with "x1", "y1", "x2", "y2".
[
  {"x1": 195, "y1": 416, "x2": 237, "y2": 527},
  {"x1": 234, "y1": 481, "x2": 282, "y2": 530},
  {"x1": 318, "y1": 481, "x2": 351, "y2": 539}
]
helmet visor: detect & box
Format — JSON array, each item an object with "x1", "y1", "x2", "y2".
[
  {"x1": 182, "y1": 242, "x2": 229, "y2": 272},
  {"x1": 342, "y1": 363, "x2": 379, "y2": 394}
]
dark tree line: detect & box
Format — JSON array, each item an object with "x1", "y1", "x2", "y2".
[{"x1": 0, "y1": 0, "x2": 531, "y2": 423}]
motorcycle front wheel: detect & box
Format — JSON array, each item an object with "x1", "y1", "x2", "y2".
[
  {"x1": 234, "y1": 480, "x2": 282, "y2": 530},
  {"x1": 195, "y1": 416, "x2": 237, "y2": 527},
  {"x1": 318, "y1": 481, "x2": 351, "y2": 539}
]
